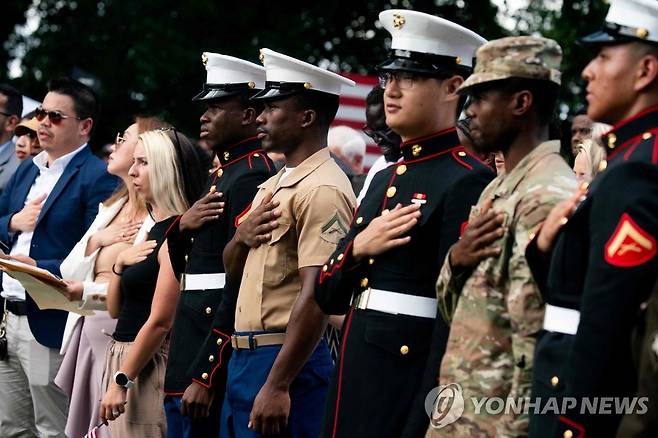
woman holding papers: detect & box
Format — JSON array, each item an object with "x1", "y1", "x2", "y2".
[
  {"x1": 98, "y1": 128, "x2": 206, "y2": 436},
  {"x1": 54, "y1": 116, "x2": 169, "y2": 438}
]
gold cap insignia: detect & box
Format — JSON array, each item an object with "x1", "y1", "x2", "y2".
[
  {"x1": 393, "y1": 13, "x2": 406, "y2": 30},
  {"x1": 455, "y1": 56, "x2": 462, "y2": 65},
  {"x1": 636, "y1": 27, "x2": 649, "y2": 39},
  {"x1": 248, "y1": 81, "x2": 256, "y2": 89},
  {"x1": 608, "y1": 133, "x2": 617, "y2": 149},
  {"x1": 259, "y1": 51, "x2": 265, "y2": 64},
  {"x1": 201, "y1": 53, "x2": 208, "y2": 66},
  {"x1": 223, "y1": 151, "x2": 230, "y2": 161},
  {"x1": 304, "y1": 82, "x2": 312, "y2": 89},
  {"x1": 412, "y1": 144, "x2": 422, "y2": 157}
]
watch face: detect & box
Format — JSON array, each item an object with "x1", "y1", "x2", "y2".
[{"x1": 115, "y1": 372, "x2": 128, "y2": 386}]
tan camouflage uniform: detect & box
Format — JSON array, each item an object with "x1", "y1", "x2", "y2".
[{"x1": 426, "y1": 37, "x2": 577, "y2": 438}]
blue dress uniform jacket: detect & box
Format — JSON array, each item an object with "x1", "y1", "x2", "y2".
[
  {"x1": 315, "y1": 128, "x2": 494, "y2": 438},
  {"x1": 526, "y1": 105, "x2": 658, "y2": 438},
  {"x1": 164, "y1": 137, "x2": 274, "y2": 395}
]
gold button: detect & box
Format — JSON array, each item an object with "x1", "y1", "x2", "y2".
[
  {"x1": 551, "y1": 376, "x2": 559, "y2": 387},
  {"x1": 400, "y1": 345, "x2": 409, "y2": 355},
  {"x1": 598, "y1": 160, "x2": 608, "y2": 172},
  {"x1": 205, "y1": 307, "x2": 212, "y2": 315},
  {"x1": 458, "y1": 151, "x2": 467, "y2": 157},
  {"x1": 254, "y1": 153, "x2": 260, "y2": 157},
  {"x1": 185, "y1": 255, "x2": 189, "y2": 262},
  {"x1": 381, "y1": 209, "x2": 390, "y2": 216},
  {"x1": 563, "y1": 430, "x2": 573, "y2": 438},
  {"x1": 337, "y1": 254, "x2": 344, "y2": 261},
  {"x1": 411, "y1": 144, "x2": 422, "y2": 157},
  {"x1": 217, "y1": 169, "x2": 223, "y2": 177},
  {"x1": 386, "y1": 186, "x2": 397, "y2": 198},
  {"x1": 330, "y1": 258, "x2": 335, "y2": 265},
  {"x1": 608, "y1": 133, "x2": 617, "y2": 148},
  {"x1": 643, "y1": 132, "x2": 652, "y2": 140},
  {"x1": 208, "y1": 355, "x2": 215, "y2": 362},
  {"x1": 209, "y1": 185, "x2": 216, "y2": 193},
  {"x1": 216, "y1": 338, "x2": 223, "y2": 345},
  {"x1": 202, "y1": 372, "x2": 209, "y2": 380},
  {"x1": 191, "y1": 237, "x2": 195, "y2": 243},
  {"x1": 396, "y1": 164, "x2": 407, "y2": 175},
  {"x1": 368, "y1": 258, "x2": 375, "y2": 265},
  {"x1": 360, "y1": 278, "x2": 368, "y2": 288},
  {"x1": 355, "y1": 217, "x2": 363, "y2": 225},
  {"x1": 322, "y1": 264, "x2": 328, "y2": 272},
  {"x1": 528, "y1": 232, "x2": 536, "y2": 241},
  {"x1": 208, "y1": 168, "x2": 214, "y2": 174}
]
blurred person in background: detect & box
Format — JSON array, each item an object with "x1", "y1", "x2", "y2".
[
  {"x1": 570, "y1": 108, "x2": 594, "y2": 158},
  {"x1": 54, "y1": 116, "x2": 169, "y2": 438},
  {"x1": 328, "y1": 125, "x2": 367, "y2": 195},
  {"x1": 14, "y1": 116, "x2": 40, "y2": 161},
  {"x1": 99, "y1": 128, "x2": 205, "y2": 436},
  {"x1": 573, "y1": 138, "x2": 606, "y2": 185},
  {"x1": 0, "y1": 84, "x2": 23, "y2": 192},
  {"x1": 357, "y1": 85, "x2": 401, "y2": 204}
]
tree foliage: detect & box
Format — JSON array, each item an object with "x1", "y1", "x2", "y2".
[{"x1": 1, "y1": 0, "x2": 608, "y2": 150}]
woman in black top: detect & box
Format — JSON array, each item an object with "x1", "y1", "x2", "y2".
[{"x1": 99, "y1": 128, "x2": 206, "y2": 436}]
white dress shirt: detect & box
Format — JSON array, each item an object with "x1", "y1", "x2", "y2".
[{"x1": 1, "y1": 144, "x2": 87, "y2": 301}]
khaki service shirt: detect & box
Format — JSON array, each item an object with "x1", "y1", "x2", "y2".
[{"x1": 235, "y1": 148, "x2": 356, "y2": 332}]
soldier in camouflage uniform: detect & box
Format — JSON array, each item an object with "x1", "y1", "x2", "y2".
[{"x1": 426, "y1": 36, "x2": 577, "y2": 437}]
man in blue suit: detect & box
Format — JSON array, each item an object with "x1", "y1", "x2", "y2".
[{"x1": 0, "y1": 77, "x2": 117, "y2": 437}]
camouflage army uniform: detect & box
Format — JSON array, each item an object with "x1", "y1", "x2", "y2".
[{"x1": 429, "y1": 141, "x2": 577, "y2": 437}]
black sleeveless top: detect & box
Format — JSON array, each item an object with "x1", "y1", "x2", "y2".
[{"x1": 113, "y1": 216, "x2": 176, "y2": 342}]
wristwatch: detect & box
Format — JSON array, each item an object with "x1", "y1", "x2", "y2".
[{"x1": 113, "y1": 371, "x2": 134, "y2": 390}]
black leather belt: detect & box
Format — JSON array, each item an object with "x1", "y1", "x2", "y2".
[{"x1": 6, "y1": 300, "x2": 27, "y2": 316}]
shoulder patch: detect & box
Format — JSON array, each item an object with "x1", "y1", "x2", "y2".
[
  {"x1": 320, "y1": 212, "x2": 347, "y2": 245},
  {"x1": 604, "y1": 213, "x2": 656, "y2": 268}
]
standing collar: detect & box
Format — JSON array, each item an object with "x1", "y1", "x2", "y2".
[
  {"x1": 259, "y1": 148, "x2": 330, "y2": 191},
  {"x1": 601, "y1": 104, "x2": 658, "y2": 154},
  {"x1": 33, "y1": 143, "x2": 87, "y2": 172},
  {"x1": 399, "y1": 127, "x2": 461, "y2": 161},
  {"x1": 216, "y1": 136, "x2": 262, "y2": 166}
]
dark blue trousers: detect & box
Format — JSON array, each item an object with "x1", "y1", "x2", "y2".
[
  {"x1": 164, "y1": 394, "x2": 222, "y2": 438},
  {"x1": 220, "y1": 334, "x2": 333, "y2": 438}
]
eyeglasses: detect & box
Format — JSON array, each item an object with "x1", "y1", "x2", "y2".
[
  {"x1": 378, "y1": 72, "x2": 422, "y2": 90},
  {"x1": 35, "y1": 106, "x2": 82, "y2": 125},
  {"x1": 362, "y1": 124, "x2": 395, "y2": 145},
  {"x1": 115, "y1": 132, "x2": 126, "y2": 145}
]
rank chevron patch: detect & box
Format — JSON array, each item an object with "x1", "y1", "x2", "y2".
[{"x1": 604, "y1": 213, "x2": 656, "y2": 267}]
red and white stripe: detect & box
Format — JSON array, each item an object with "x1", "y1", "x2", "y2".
[{"x1": 333, "y1": 73, "x2": 382, "y2": 171}]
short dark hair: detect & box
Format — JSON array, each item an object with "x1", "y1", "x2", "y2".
[
  {"x1": 492, "y1": 77, "x2": 560, "y2": 125},
  {"x1": 47, "y1": 77, "x2": 99, "y2": 121},
  {"x1": 0, "y1": 84, "x2": 23, "y2": 117},
  {"x1": 292, "y1": 90, "x2": 340, "y2": 129},
  {"x1": 574, "y1": 107, "x2": 588, "y2": 117},
  {"x1": 236, "y1": 90, "x2": 264, "y2": 115},
  {"x1": 366, "y1": 86, "x2": 384, "y2": 108}
]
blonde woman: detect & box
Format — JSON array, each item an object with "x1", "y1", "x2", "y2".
[
  {"x1": 573, "y1": 138, "x2": 606, "y2": 184},
  {"x1": 99, "y1": 129, "x2": 205, "y2": 436},
  {"x1": 54, "y1": 116, "x2": 169, "y2": 438}
]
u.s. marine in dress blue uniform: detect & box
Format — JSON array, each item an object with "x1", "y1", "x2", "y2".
[
  {"x1": 164, "y1": 53, "x2": 274, "y2": 437},
  {"x1": 315, "y1": 10, "x2": 493, "y2": 438},
  {"x1": 526, "y1": 2, "x2": 658, "y2": 436}
]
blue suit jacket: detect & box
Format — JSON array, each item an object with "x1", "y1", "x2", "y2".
[{"x1": 0, "y1": 146, "x2": 118, "y2": 349}]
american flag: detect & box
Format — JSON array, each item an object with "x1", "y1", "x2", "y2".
[{"x1": 332, "y1": 73, "x2": 382, "y2": 171}]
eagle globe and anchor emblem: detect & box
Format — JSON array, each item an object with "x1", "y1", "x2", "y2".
[{"x1": 424, "y1": 383, "x2": 465, "y2": 429}]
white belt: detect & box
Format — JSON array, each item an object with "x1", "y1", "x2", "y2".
[
  {"x1": 352, "y1": 288, "x2": 437, "y2": 319},
  {"x1": 181, "y1": 273, "x2": 226, "y2": 291},
  {"x1": 543, "y1": 304, "x2": 580, "y2": 335}
]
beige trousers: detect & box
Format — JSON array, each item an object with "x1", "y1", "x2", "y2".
[{"x1": 101, "y1": 338, "x2": 168, "y2": 438}]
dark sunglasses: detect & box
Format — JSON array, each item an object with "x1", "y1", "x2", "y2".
[{"x1": 35, "y1": 107, "x2": 82, "y2": 125}]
